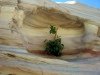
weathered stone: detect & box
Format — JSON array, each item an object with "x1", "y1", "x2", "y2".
[
  {"x1": 0, "y1": 0, "x2": 100, "y2": 75},
  {"x1": 0, "y1": 0, "x2": 100, "y2": 52}
]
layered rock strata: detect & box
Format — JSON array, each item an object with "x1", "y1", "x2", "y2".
[{"x1": 0, "y1": 0, "x2": 100, "y2": 53}]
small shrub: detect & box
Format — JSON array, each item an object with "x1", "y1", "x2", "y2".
[{"x1": 44, "y1": 25, "x2": 64, "y2": 56}]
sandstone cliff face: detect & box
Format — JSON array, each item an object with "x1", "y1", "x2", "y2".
[
  {"x1": 0, "y1": 0, "x2": 100, "y2": 53},
  {"x1": 0, "y1": 1, "x2": 100, "y2": 75},
  {"x1": 0, "y1": 45, "x2": 100, "y2": 75}
]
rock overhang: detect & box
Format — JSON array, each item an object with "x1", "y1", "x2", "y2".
[
  {"x1": 15, "y1": 0, "x2": 86, "y2": 29},
  {"x1": 0, "y1": 0, "x2": 100, "y2": 51}
]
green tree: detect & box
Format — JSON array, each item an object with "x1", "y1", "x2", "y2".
[{"x1": 44, "y1": 25, "x2": 64, "y2": 56}]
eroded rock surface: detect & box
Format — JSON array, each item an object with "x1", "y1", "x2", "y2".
[
  {"x1": 0, "y1": 0, "x2": 100, "y2": 75},
  {"x1": 0, "y1": 0, "x2": 100, "y2": 53},
  {"x1": 0, "y1": 45, "x2": 100, "y2": 75}
]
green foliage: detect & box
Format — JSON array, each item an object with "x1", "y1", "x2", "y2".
[
  {"x1": 45, "y1": 38, "x2": 64, "y2": 56},
  {"x1": 49, "y1": 25, "x2": 56, "y2": 34},
  {"x1": 44, "y1": 25, "x2": 64, "y2": 56}
]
